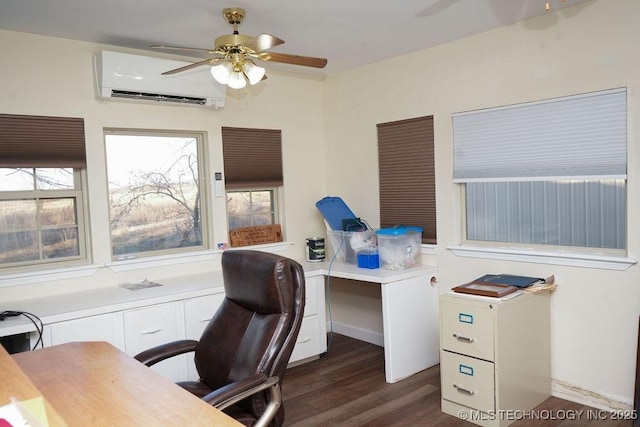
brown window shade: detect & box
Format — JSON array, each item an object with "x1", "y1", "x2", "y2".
[
  {"x1": 0, "y1": 114, "x2": 86, "y2": 168},
  {"x1": 222, "y1": 127, "x2": 283, "y2": 190},
  {"x1": 377, "y1": 116, "x2": 436, "y2": 244}
]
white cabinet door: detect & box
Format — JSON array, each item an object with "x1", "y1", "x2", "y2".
[
  {"x1": 44, "y1": 313, "x2": 125, "y2": 350},
  {"x1": 183, "y1": 293, "x2": 225, "y2": 380},
  {"x1": 123, "y1": 302, "x2": 186, "y2": 382}
]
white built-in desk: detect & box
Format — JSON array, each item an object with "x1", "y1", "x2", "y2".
[
  {"x1": 302, "y1": 261, "x2": 440, "y2": 383},
  {"x1": 0, "y1": 261, "x2": 438, "y2": 384}
]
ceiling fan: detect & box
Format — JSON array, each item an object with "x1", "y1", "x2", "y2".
[{"x1": 151, "y1": 7, "x2": 328, "y2": 89}]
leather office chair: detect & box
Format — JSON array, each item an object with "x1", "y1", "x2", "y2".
[{"x1": 134, "y1": 250, "x2": 306, "y2": 427}]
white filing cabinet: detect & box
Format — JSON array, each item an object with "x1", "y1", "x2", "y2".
[{"x1": 440, "y1": 291, "x2": 550, "y2": 427}]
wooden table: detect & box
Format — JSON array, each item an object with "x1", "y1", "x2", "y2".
[
  {"x1": 12, "y1": 341, "x2": 241, "y2": 427},
  {"x1": 0, "y1": 345, "x2": 67, "y2": 426}
]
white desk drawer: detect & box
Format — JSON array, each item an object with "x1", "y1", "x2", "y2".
[
  {"x1": 123, "y1": 303, "x2": 180, "y2": 354},
  {"x1": 441, "y1": 298, "x2": 494, "y2": 361},
  {"x1": 289, "y1": 316, "x2": 320, "y2": 363},
  {"x1": 441, "y1": 351, "x2": 495, "y2": 412},
  {"x1": 303, "y1": 276, "x2": 320, "y2": 317}
]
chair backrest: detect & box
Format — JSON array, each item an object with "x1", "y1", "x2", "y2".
[{"x1": 193, "y1": 250, "x2": 305, "y2": 419}]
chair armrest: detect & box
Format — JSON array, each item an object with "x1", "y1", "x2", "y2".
[
  {"x1": 134, "y1": 339, "x2": 198, "y2": 367},
  {"x1": 203, "y1": 375, "x2": 282, "y2": 427},
  {"x1": 200, "y1": 373, "x2": 270, "y2": 407}
]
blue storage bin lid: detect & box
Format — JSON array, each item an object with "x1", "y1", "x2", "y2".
[
  {"x1": 315, "y1": 196, "x2": 357, "y2": 230},
  {"x1": 376, "y1": 226, "x2": 423, "y2": 236}
]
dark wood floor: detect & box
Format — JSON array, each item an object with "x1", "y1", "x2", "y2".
[{"x1": 282, "y1": 334, "x2": 633, "y2": 426}]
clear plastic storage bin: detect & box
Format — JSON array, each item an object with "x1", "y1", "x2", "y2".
[
  {"x1": 376, "y1": 226, "x2": 422, "y2": 270},
  {"x1": 326, "y1": 230, "x2": 377, "y2": 265}
]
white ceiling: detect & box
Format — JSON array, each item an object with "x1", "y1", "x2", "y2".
[{"x1": 0, "y1": 0, "x2": 593, "y2": 77}]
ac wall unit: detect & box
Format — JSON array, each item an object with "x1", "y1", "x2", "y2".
[{"x1": 94, "y1": 50, "x2": 226, "y2": 108}]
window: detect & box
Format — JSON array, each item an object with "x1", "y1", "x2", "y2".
[
  {"x1": 226, "y1": 190, "x2": 277, "y2": 230},
  {"x1": 0, "y1": 114, "x2": 88, "y2": 269},
  {"x1": 377, "y1": 116, "x2": 436, "y2": 244},
  {"x1": 0, "y1": 168, "x2": 86, "y2": 267},
  {"x1": 453, "y1": 88, "x2": 627, "y2": 251},
  {"x1": 221, "y1": 127, "x2": 283, "y2": 242},
  {"x1": 105, "y1": 130, "x2": 206, "y2": 259}
]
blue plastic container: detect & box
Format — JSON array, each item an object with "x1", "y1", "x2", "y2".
[{"x1": 357, "y1": 249, "x2": 379, "y2": 269}]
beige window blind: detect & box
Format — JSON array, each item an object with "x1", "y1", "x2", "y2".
[
  {"x1": 0, "y1": 114, "x2": 86, "y2": 168},
  {"x1": 221, "y1": 127, "x2": 283, "y2": 190},
  {"x1": 377, "y1": 116, "x2": 436, "y2": 244}
]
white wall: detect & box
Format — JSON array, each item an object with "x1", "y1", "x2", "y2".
[
  {"x1": 0, "y1": 29, "x2": 328, "y2": 300},
  {"x1": 322, "y1": 0, "x2": 640, "y2": 410}
]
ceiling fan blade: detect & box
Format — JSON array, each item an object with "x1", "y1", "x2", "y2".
[
  {"x1": 265, "y1": 52, "x2": 327, "y2": 69},
  {"x1": 244, "y1": 34, "x2": 285, "y2": 53},
  {"x1": 161, "y1": 58, "x2": 224, "y2": 75},
  {"x1": 151, "y1": 44, "x2": 221, "y2": 55}
]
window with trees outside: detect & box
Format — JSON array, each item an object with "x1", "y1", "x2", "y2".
[
  {"x1": 0, "y1": 168, "x2": 87, "y2": 267},
  {"x1": 453, "y1": 88, "x2": 627, "y2": 252},
  {"x1": 105, "y1": 130, "x2": 206, "y2": 259},
  {"x1": 0, "y1": 114, "x2": 88, "y2": 270},
  {"x1": 226, "y1": 189, "x2": 277, "y2": 230}
]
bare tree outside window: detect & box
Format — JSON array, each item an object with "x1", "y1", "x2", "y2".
[{"x1": 105, "y1": 132, "x2": 205, "y2": 258}]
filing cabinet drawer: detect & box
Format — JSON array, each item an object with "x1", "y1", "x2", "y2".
[
  {"x1": 441, "y1": 298, "x2": 494, "y2": 361},
  {"x1": 441, "y1": 351, "x2": 495, "y2": 413}
]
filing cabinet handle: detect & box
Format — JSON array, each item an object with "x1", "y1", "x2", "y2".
[
  {"x1": 141, "y1": 328, "x2": 162, "y2": 335},
  {"x1": 453, "y1": 333, "x2": 474, "y2": 343},
  {"x1": 453, "y1": 384, "x2": 475, "y2": 395},
  {"x1": 296, "y1": 337, "x2": 311, "y2": 344}
]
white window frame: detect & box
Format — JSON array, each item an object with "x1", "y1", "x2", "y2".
[
  {"x1": 226, "y1": 186, "x2": 280, "y2": 231},
  {"x1": 449, "y1": 88, "x2": 637, "y2": 270},
  {"x1": 104, "y1": 129, "x2": 209, "y2": 261},
  {"x1": 0, "y1": 168, "x2": 90, "y2": 272}
]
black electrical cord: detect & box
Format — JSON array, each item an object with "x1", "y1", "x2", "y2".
[{"x1": 0, "y1": 310, "x2": 44, "y2": 350}]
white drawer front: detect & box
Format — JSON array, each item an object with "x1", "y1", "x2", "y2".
[
  {"x1": 289, "y1": 316, "x2": 320, "y2": 363},
  {"x1": 47, "y1": 313, "x2": 125, "y2": 351},
  {"x1": 441, "y1": 299, "x2": 494, "y2": 361},
  {"x1": 441, "y1": 351, "x2": 495, "y2": 412},
  {"x1": 184, "y1": 294, "x2": 224, "y2": 339},
  {"x1": 124, "y1": 303, "x2": 185, "y2": 381},
  {"x1": 303, "y1": 277, "x2": 320, "y2": 317}
]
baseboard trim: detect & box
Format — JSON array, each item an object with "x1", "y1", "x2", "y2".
[
  {"x1": 552, "y1": 378, "x2": 633, "y2": 412},
  {"x1": 329, "y1": 321, "x2": 384, "y2": 347}
]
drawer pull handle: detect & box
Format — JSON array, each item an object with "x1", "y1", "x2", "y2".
[
  {"x1": 141, "y1": 328, "x2": 162, "y2": 335},
  {"x1": 453, "y1": 384, "x2": 475, "y2": 395},
  {"x1": 296, "y1": 337, "x2": 311, "y2": 344},
  {"x1": 453, "y1": 333, "x2": 474, "y2": 343},
  {"x1": 200, "y1": 318, "x2": 212, "y2": 323}
]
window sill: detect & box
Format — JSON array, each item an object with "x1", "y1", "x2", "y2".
[
  {"x1": 107, "y1": 241, "x2": 295, "y2": 273},
  {"x1": 447, "y1": 245, "x2": 637, "y2": 271},
  {"x1": 0, "y1": 264, "x2": 102, "y2": 288},
  {"x1": 0, "y1": 242, "x2": 296, "y2": 288},
  {"x1": 421, "y1": 244, "x2": 437, "y2": 256}
]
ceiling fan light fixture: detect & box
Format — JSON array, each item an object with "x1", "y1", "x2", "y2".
[
  {"x1": 211, "y1": 62, "x2": 233, "y2": 84},
  {"x1": 243, "y1": 61, "x2": 265, "y2": 85},
  {"x1": 228, "y1": 71, "x2": 247, "y2": 89}
]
